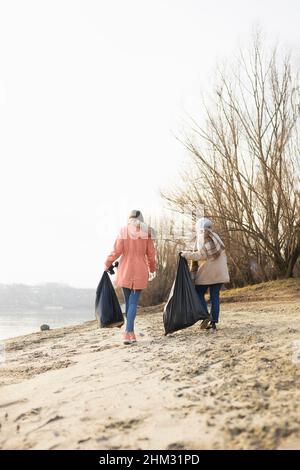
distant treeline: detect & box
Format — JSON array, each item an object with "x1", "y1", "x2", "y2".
[{"x1": 0, "y1": 283, "x2": 95, "y2": 311}]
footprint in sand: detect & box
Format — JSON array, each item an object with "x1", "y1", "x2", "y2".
[
  {"x1": 44, "y1": 415, "x2": 64, "y2": 425},
  {"x1": 77, "y1": 437, "x2": 91, "y2": 444},
  {"x1": 15, "y1": 407, "x2": 42, "y2": 422},
  {"x1": 0, "y1": 399, "x2": 28, "y2": 409},
  {"x1": 105, "y1": 418, "x2": 143, "y2": 431},
  {"x1": 166, "y1": 441, "x2": 187, "y2": 450},
  {"x1": 95, "y1": 435, "x2": 109, "y2": 442}
]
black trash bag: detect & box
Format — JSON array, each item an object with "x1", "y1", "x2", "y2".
[
  {"x1": 163, "y1": 256, "x2": 208, "y2": 335},
  {"x1": 95, "y1": 271, "x2": 124, "y2": 328}
]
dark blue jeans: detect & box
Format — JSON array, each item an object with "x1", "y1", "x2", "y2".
[
  {"x1": 122, "y1": 288, "x2": 142, "y2": 332},
  {"x1": 195, "y1": 283, "x2": 223, "y2": 323}
]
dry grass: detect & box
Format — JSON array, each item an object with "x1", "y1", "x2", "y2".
[{"x1": 221, "y1": 278, "x2": 300, "y2": 303}]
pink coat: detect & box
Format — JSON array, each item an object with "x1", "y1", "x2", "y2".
[{"x1": 104, "y1": 225, "x2": 156, "y2": 290}]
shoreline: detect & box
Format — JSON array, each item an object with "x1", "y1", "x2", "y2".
[
  {"x1": 0, "y1": 304, "x2": 161, "y2": 343},
  {"x1": 1, "y1": 300, "x2": 300, "y2": 449}
]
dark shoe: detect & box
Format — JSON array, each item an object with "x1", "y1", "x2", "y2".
[
  {"x1": 200, "y1": 318, "x2": 210, "y2": 330},
  {"x1": 207, "y1": 321, "x2": 217, "y2": 331}
]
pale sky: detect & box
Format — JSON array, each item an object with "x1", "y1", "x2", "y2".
[{"x1": 0, "y1": 0, "x2": 299, "y2": 288}]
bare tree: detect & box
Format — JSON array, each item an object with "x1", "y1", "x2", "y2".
[{"x1": 163, "y1": 34, "x2": 300, "y2": 281}]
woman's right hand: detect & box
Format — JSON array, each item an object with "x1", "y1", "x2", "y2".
[{"x1": 148, "y1": 271, "x2": 156, "y2": 281}]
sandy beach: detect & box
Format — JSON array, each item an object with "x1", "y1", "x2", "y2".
[{"x1": 1, "y1": 298, "x2": 300, "y2": 450}]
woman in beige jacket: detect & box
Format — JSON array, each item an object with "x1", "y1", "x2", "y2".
[{"x1": 181, "y1": 217, "x2": 230, "y2": 331}]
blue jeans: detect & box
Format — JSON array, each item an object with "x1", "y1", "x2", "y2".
[
  {"x1": 122, "y1": 288, "x2": 142, "y2": 332},
  {"x1": 195, "y1": 283, "x2": 223, "y2": 323}
]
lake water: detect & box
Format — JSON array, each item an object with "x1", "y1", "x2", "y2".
[{"x1": 0, "y1": 308, "x2": 95, "y2": 341}]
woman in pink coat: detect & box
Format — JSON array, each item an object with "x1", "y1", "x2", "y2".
[{"x1": 104, "y1": 210, "x2": 156, "y2": 345}]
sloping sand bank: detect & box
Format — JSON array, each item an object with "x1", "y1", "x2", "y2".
[{"x1": 1, "y1": 301, "x2": 300, "y2": 450}]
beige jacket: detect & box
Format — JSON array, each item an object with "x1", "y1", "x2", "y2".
[{"x1": 182, "y1": 249, "x2": 230, "y2": 285}]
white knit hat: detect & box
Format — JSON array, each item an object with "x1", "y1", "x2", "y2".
[{"x1": 196, "y1": 217, "x2": 213, "y2": 231}]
